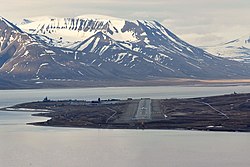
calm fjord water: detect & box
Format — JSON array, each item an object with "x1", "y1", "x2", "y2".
[{"x1": 0, "y1": 86, "x2": 250, "y2": 167}]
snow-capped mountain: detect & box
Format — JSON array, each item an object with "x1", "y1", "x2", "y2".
[
  {"x1": 1, "y1": 15, "x2": 250, "y2": 88},
  {"x1": 0, "y1": 16, "x2": 120, "y2": 81},
  {"x1": 204, "y1": 35, "x2": 250, "y2": 63},
  {"x1": 19, "y1": 15, "x2": 143, "y2": 46}
]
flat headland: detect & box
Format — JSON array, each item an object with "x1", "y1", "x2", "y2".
[{"x1": 2, "y1": 93, "x2": 250, "y2": 132}]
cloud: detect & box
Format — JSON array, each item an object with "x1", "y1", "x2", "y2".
[{"x1": 1, "y1": 0, "x2": 249, "y2": 46}]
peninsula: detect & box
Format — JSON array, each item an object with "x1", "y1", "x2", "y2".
[{"x1": 2, "y1": 93, "x2": 250, "y2": 132}]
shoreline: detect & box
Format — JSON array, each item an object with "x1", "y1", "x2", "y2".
[
  {"x1": 2, "y1": 93, "x2": 250, "y2": 133},
  {"x1": 2, "y1": 78, "x2": 250, "y2": 90},
  {"x1": 27, "y1": 120, "x2": 250, "y2": 133}
]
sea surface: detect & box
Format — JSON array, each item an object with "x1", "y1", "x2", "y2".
[{"x1": 0, "y1": 85, "x2": 250, "y2": 167}]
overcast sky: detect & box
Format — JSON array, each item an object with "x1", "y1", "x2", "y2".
[{"x1": 1, "y1": 0, "x2": 250, "y2": 46}]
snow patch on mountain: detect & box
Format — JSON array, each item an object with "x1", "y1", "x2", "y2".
[
  {"x1": 204, "y1": 34, "x2": 250, "y2": 63},
  {"x1": 1, "y1": 15, "x2": 250, "y2": 82},
  {"x1": 18, "y1": 16, "x2": 154, "y2": 47}
]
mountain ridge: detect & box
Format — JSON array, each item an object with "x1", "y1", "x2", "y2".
[
  {"x1": 1, "y1": 15, "x2": 250, "y2": 88},
  {"x1": 203, "y1": 34, "x2": 250, "y2": 63}
]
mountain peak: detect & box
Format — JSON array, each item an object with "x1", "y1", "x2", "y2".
[
  {"x1": 204, "y1": 34, "x2": 250, "y2": 63},
  {"x1": 1, "y1": 15, "x2": 250, "y2": 87},
  {"x1": 0, "y1": 16, "x2": 23, "y2": 33},
  {"x1": 18, "y1": 16, "x2": 159, "y2": 44}
]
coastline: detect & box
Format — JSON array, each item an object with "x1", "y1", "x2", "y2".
[
  {"x1": 2, "y1": 78, "x2": 250, "y2": 90},
  {"x1": 2, "y1": 92, "x2": 250, "y2": 133}
]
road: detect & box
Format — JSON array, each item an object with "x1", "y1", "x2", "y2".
[
  {"x1": 105, "y1": 107, "x2": 118, "y2": 123},
  {"x1": 134, "y1": 98, "x2": 152, "y2": 120},
  {"x1": 194, "y1": 100, "x2": 229, "y2": 119}
]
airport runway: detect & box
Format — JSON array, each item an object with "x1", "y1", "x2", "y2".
[{"x1": 134, "y1": 98, "x2": 151, "y2": 120}]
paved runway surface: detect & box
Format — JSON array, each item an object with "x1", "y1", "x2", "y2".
[{"x1": 134, "y1": 98, "x2": 151, "y2": 120}]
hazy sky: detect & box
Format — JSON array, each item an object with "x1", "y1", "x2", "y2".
[{"x1": 1, "y1": 0, "x2": 250, "y2": 46}]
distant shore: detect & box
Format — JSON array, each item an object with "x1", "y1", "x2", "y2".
[{"x1": 2, "y1": 78, "x2": 250, "y2": 90}]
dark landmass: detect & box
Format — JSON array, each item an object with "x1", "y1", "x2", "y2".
[
  {"x1": 0, "y1": 78, "x2": 199, "y2": 89},
  {"x1": 0, "y1": 78, "x2": 214, "y2": 90},
  {"x1": 2, "y1": 78, "x2": 250, "y2": 90},
  {"x1": 2, "y1": 93, "x2": 250, "y2": 132},
  {"x1": 2, "y1": 16, "x2": 250, "y2": 91}
]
